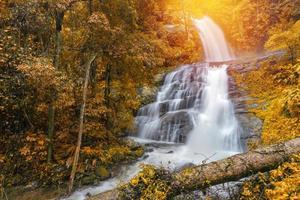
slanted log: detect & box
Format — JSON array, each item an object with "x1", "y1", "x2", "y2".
[
  {"x1": 87, "y1": 137, "x2": 300, "y2": 199},
  {"x1": 171, "y1": 137, "x2": 300, "y2": 195}
]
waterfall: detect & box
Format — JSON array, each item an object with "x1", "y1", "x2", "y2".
[
  {"x1": 193, "y1": 17, "x2": 235, "y2": 62},
  {"x1": 136, "y1": 16, "x2": 242, "y2": 155},
  {"x1": 66, "y1": 16, "x2": 243, "y2": 200}
]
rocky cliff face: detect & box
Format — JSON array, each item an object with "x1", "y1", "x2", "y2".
[
  {"x1": 136, "y1": 63, "x2": 262, "y2": 147},
  {"x1": 228, "y1": 64, "x2": 263, "y2": 150}
]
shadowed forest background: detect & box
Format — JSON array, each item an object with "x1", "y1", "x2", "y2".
[{"x1": 0, "y1": 0, "x2": 299, "y2": 199}]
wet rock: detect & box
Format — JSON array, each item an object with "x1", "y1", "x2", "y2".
[
  {"x1": 133, "y1": 148, "x2": 144, "y2": 158},
  {"x1": 81, "y1": 174, "x2": 97, "y2": 185},
  {"x1": 125, "y1": 138, "x2": 141, "y2": 150},
  {"x1": 145, "y1": 148, "x2": 154, "y2": 153},
  {"x1": 142, "y1": 154, "x2": 149, "y2": 159},
  {"x1": 158, "y1": 111, "x2": 194, "y2": 143},
  {"x1": 174, "y1": 181, "x2": 244, "y2": 200},
  {"x1": 88, "y1": 189, "x2": 118, "y2": 200},
  {"x1": 166, "y1": 150, "x2": 174, "y2": 154},
  {"x1": 95, "y1": 166, "x2": 110, "y2": 180},
  {"x1": 146, "y1": 143, "x2": 160, "y2": 148},
  {"x1": 174, "y1": 191, "x2": 202, "y2": 200},
  {"x1": 124, "y1": 139, "x2": 145, "y2": 159},
  {"x1": 228, "y1": 64, "x2": 264, "y2": 150},
  {"x1": 248, "y1": 103, "x2": 259, "y2": 109},
  {"x1": 85, "y1": 192, "x2": 92, "y2": 198},
  {"x1": 238, "y1": 113, "x2": 263, "y2": 149}
]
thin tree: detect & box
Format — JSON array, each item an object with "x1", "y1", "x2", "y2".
[
  {"x1": 47, "y1": 10, "x2": 64, "y2": 163},
  {"x1": 68, "y1": 54, "x2": 97, "y2": 194}
]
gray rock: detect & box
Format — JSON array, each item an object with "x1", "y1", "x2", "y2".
[
  {"x1": 124, "y1": 138, "x2": 141, "y2": 150},
  {"x1": 145, "y1": 148, "x2": 154, "y2": 153},
  {"x1": 166, "y1": 150, "x2": 174, "y2": 154},
  {"x1": 237, "y1": 113, "x2": 263, "y2": 150},
  {"x1": 174, "y1": 181, "x2": 244, "y2": 200},
  {"x1": 142, "y1": 154, "x2": 149, "y2": 159}
]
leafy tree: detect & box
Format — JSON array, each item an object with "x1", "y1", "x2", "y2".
[{"x1": 265, "y1": 20, "x2": 300, "y2": 64}]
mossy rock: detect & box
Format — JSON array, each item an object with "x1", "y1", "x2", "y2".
[
  {"x1": 112, "y1": 153, "x2": 126, "y2": 162},
  {"x1": 81, "y1": 174, "x2": 97, "y2": 185},
  {"x1": 95, "y1": 166, "x2": 110, "y2": 180},
  {"x1": 134, "y1": 148, "x2": 144, "y2": 158}
]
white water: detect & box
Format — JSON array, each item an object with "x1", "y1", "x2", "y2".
[
  {"x1": 184, "y1": 65, "x2": 242, "y2": 156},
  {"x1": 193, "y1": 16, "x2": 235, "y2": 62},
  {"x1": 65, "y1": 16, "x2": 242, "y2": 200},
  {"x1": 137, "y1": 16, "x2": 241, "y2": 154},
  {"x1": 185, "y1": 17, "x2": 241, "y2": 155}
]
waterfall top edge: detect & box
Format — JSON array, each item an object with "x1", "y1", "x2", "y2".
[{"x1": 193, "y1": 16, "x2": 236, "y2": 62}]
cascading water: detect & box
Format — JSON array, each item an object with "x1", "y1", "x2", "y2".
[
  {"x1": 185, "y1": 65, "x2": 242, "y2": 156},
  {"x1": 136, "y1": 16, "x2": 242, "y2": 155},
  {"x1": 185, "y1": 17, "x2": 242, "y2": 155},
  {"x1": 194, "y1": 16, "x2": 235, "y2": 62},
  {"x1": 66, "y1": 16, "x2": 243, "y2": 200},
  {"x1": 136, "y1": 64, "x2": 205, "y2": 143}
]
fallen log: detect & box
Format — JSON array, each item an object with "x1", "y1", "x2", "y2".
[
  {"x1": 88, "y1": 137, "x2": 300, "y2": 199},
  {"x1": 171, "y1": 137, "x2": 300, "y2": 196}
]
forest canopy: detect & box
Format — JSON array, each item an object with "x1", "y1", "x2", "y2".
[{"x1": 0, "y1": 0, "x2": 299, "y2": 199}]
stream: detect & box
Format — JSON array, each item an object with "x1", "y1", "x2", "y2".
[{"x1": 65, "y1": 16, "x2": 245, "y2": 200}]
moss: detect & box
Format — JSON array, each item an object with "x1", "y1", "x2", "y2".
[
  {"x1": 95, "y1": 166, "x2": 110, "y2": 180},
  {"x1": 133, "y1": 147, "x2": 144, "y2": 158},
  {"x1": 232, "y1": 60, "x2": 300, "y2": 200},
  {"x1": 240, "y1": 154, "x2": 300, "y2": 200},
  {"x1": 118, "y1": 165, "x2": 173, "y2": 199},
  {"x1": 81, "y1": 174, "x2": 97, "y2": 185},
  {"x1": 231, "y1": 61, "x2": 300, "y2": 146}
]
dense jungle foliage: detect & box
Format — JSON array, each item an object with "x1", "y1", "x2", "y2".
[{"x1": 0, "y1": 0, "x2": 299, "y2": 199}]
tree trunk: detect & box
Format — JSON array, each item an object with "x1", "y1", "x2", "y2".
[
  {"x1": 88, "y1": 0, "x2": 93, "y2": 15},
  {"x1": 47, "y1": 101, "x2": 55, "y2": 163},
  {"x1": 170, "y1": 137, "x2": 300, "y2": 196},
  {"x1": 68, "y1": 54, "x2": 97, "y2": 194},
  {"x1": 104, "y1": 63, "x2": 112, "y2": 141},
  {"x1": 53, "y1": 11, "x2": 64, "y2": 70},
  {"x1": 104, "y1": 63, "x2": 111, "y2": 108},
  {"x1": 47, "y1": 10, "x2": 64, "y2": 164},
  {"x1": 288, "y1": 45, "x2": 295, "y2": 65}
]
